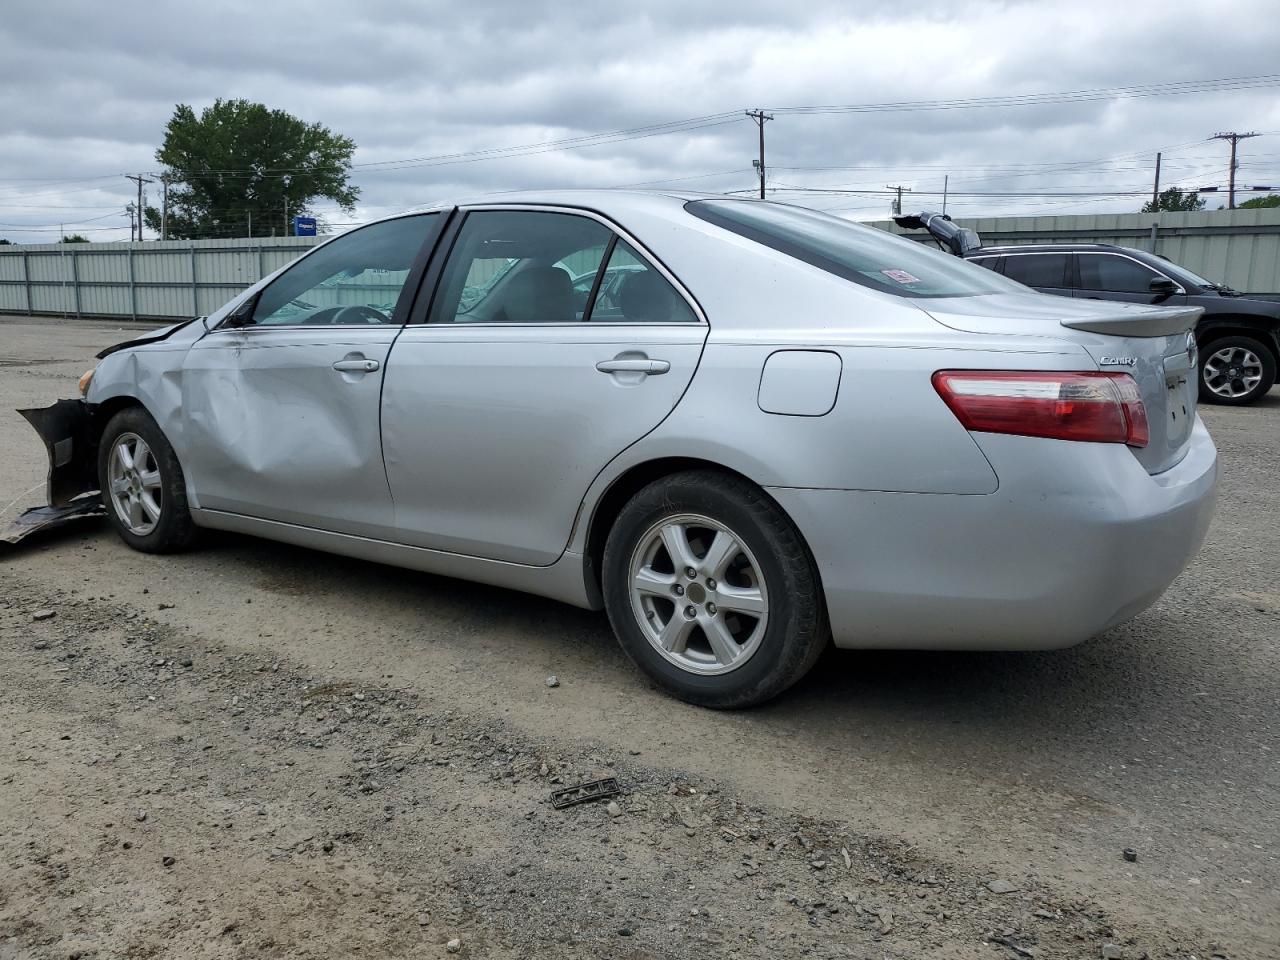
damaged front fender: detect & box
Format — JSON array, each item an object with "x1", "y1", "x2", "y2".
[{"x1": 18, "y1": 398, "x2": 100, "y2": 507}]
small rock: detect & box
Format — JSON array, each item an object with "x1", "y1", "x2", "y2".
[
  {"x1": 161, "y1": 855, "x2": 175, "y2": 867},
  {"x1": 32, "y1": 609, "x2": 56, "y2": 621},
  {"x1": 539, "y1": 762, "x2": 549, "y2": 777},
  {"x1": 1122, "y1": 848, "x2": 1137, "y2": 863},
  {"x1": 545, "y1": 675, "x2": 559, "y2": 688},
  {"x1": 617, "y1": 927, "x2": 633, "y2": 937},
  {"x1": 876, "y1": 907, "x2": 894, "y2": 933},
  {"x1": 181, "y1": 659, "x2": 193, "y2": 668},
  {"x1": 985, "y1": 878, "x2": 1019, "y2": 895},
  {"x1": 157, "y1": 603, "x2": 175, "y2": 610},
  {"x1": 135, "y1": 810, "x2": 148, "y2": 823},
  {"x1": 810, "y1": 859, "x2": 827, "y2": 870},
  {"x1": 606, "y1": 801, "x2": 622, "y2": 818},
  {"x1": 1101, "y1": 944, "x2": 1123, "y2": 959},
  {"x1": 446, "y1": 938, "x2": 462, "y2": 953},
  {"x1": 33, "y1": 641, "x2": 48, "y2": 650}
]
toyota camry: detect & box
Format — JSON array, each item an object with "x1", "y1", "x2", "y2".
[{"x1": 20, "y1": 192, "x2": 1218, "y2": 707}]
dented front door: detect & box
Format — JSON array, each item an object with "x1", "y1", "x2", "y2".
[{"x1": 179, "y1": 325, "x2": 400, "y2": 540}]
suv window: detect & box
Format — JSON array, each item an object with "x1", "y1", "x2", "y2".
[
  {"x1": 1002, "y1": 253, "x2": 1069, "y2": 288},
  {"x1": 686, "y1": 200, "x2": 1019, "y2": 299},
  {"x1": 251, "y1": 214, "x2": 439, "y2": 326},
  {"x1": 1078, "y1": 253, "x2": 1162, "y2": 294}
]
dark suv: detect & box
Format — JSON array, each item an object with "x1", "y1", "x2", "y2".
[{"x1": 896, "y1": 213, "x2": 1279, "y2": 405}]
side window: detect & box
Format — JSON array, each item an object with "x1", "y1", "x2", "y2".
[
  {"x1": 589, "y1": 240, "x2": 698, "y2": 323},
  {"x1": 1078, "y1": 254, "x2": 1161, "y2": 294},
  {"x1": 250, "y1": 214, "x2": 438, "y2": 326},
  {"x1": 429, "y1": 211, "x2": 612, "y2": 324},
  {"x1": 1002, "y1": 253, "x2": 1069, "y2": 288}
]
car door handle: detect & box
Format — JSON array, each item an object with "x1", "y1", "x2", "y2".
[
  {"x1": 333, "y1": 358, "x2": 379, "y2": 373},
  {"x1": 595, "y1": 358, "x2": 670, "y2": 375}
]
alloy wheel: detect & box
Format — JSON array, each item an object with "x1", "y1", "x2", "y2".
[
  {"x1": 1203, "y1": 345, "x2": 1264, "y2": 400},
  {"x1": 627, "y1": 513, "x2": 769, "y2": 675},
  {"x1": 107, "y1": 432, "x2": 163, "y2": 535}
]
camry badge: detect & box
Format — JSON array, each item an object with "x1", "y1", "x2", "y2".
[{"x1": 1100, "y1": 356, "x2": 1137, "y2": 366}]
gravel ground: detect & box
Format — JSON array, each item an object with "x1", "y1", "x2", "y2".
[{"x1": 1, "y1": 316, "x2": 1277, "y2": 959}]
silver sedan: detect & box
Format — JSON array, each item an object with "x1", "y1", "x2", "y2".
[{"x1": 30, "y1": 192, "x2": 1218, "y2": 707}]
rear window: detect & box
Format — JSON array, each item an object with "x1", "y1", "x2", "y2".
[{"x1": 686, "y1": 200, "x2": 1020, "y2": 299}]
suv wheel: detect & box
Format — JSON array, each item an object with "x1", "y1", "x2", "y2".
[
  {"x1": 602, "y1": 470, "x2": 828, "y2": 708},
  {"x1": 1199, "y1": 335, "x2": 1276, "y2": 405}
]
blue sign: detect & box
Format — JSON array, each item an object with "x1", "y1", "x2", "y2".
[{"x1": 292, "y1": 216, "x2": 317, "y2": 237}]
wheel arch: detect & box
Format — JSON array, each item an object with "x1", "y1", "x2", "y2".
[
  {"x1": 581, "y1": 456, "x2": 821, "y2": 603},
  {"x1": 1196, "y1": 319, "x2": 1280, "y2": 361}
]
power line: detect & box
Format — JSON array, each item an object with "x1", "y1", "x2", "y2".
[{"x1": 764, "y1": 74, "x2": 1280, "y2": 115}]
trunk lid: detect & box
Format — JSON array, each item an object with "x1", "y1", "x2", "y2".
[{"x1": 918, "y1": 292, "x2": 1203, "y2": 475}]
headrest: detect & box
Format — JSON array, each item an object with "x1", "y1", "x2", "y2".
[
  {"x1": 502, "y1": 266, "x2": 573, "y2": 323},
  {"x1": 618, "y1": 270, "x2": 678, "y2": 322}
]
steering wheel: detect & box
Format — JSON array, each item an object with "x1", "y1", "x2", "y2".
[{"x1": 330, "y1": 304, "x2": 388, "y2": 325}]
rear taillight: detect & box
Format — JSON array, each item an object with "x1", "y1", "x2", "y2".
[{"x1": 932, "y1": 371, "x2": 1149, "y2": 448}]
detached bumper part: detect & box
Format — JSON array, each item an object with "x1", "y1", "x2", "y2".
[
  {"x1": 1, "y1": 499, "x2": 105, "y2": 548},
  {"x1": 19, "y1": 398, "x2": 100, "y2": 507},
  {"x1": 2, "y1": 399, "x2": 103, "y2": 549}
]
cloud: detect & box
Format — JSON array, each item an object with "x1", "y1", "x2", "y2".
[{"x1": 2, "y1": 0, "x2": 1278, "y2": 241}]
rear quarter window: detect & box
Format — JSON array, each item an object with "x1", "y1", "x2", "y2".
[{"x1": 686, "y1": 200, "x2": 1022, "y2": 299}]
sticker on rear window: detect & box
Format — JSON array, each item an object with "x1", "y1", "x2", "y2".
[{"x1": 881, "y1": 269, "x2": 922, "y2": 284}]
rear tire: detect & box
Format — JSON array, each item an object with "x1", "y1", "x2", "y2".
[
  {"x1": 1198, "y1": 335, "x2": 1276, "y2": 405},
  {"x1": 97, "y1": 407, "x2": 196, "y2": 553},
  {"x1": 602, "y1": 470, "x2": 828, "y2": 708}
]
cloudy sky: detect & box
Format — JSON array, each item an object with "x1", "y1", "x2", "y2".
[{"x1": 3, "y1": 0, "x2": 1280, "y2": 243}]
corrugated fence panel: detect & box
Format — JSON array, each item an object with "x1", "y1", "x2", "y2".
[{"x1": 0, "y1": 237, "x2": 320, "y2": 319}]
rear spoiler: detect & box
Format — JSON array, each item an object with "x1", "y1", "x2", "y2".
[{"x1": 1061, "y1": 305, "x2": 1203, "y2": 338}]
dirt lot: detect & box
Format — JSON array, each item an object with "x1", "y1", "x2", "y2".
[{"x1": 1, "y1": 316, "x2": 1277, "y2": 960}]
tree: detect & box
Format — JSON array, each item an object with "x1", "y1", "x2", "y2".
[
  {"x1": 59, "y1": 234, "x2": 89, "y2": 243},
  {"x1": 143, "y1": 99, "x2": 359, "y2": 240},
  {"x1": 1239, "y1": 194, "x2": 1280, "y2": 209},
  {"x1": 0, "y1": 238, "x2": 12, "y2": 245},
  {"x1": 1141, "y1": 187, "x2": 1205, "y2": 213}
]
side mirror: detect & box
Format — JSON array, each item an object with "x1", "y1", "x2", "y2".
[
  {"x1": 1149, "y1": 277, "x2": 1178, "y2": 296},
  {"x1": 222, "y1": 295, "x2": 258, "y2": 328}
]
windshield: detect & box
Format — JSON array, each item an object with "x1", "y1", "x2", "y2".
[
  {"x1": 686, "y1": 200, "x2": 1022, "y2": 299},
  {"x1": 1151, "y1": 256, "x2": 1219, "y2": 290}
]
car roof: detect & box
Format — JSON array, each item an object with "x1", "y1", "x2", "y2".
[
  {"x1": 395, "y1": 188, "x2": 720, "y2": 219},
  {"x1": 970, "y1": 242, "x2": 1150, "y2": 256}
]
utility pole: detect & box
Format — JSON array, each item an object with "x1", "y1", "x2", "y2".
[
  {"x1": 745, "y1": 109, "x2": 773, "y2": 199},
  {"x1": 125, "y1": 203, "x2": 136, "y2": 242},
  {"x1": 886, "y1": 185, "x2": 911, "y2": 216},
  {"x1": 125, "y1": 173, "x2": 153, "y2": 240},
  {"x1": 942, "y1": 175, "x2": 949, "y2": 216},
  {"x1": 159, "y1": 173, "x2": 173, "y2": 241},
  {"x1": 1212, "y1": 131, "x2": 1259, "y2": 209},
  {"x1": 1152, "y1": 152, "x2": 1162, "y2": 209},
  {"x1": 247, "y1": 210, "x2": 252, "y2": 238}
]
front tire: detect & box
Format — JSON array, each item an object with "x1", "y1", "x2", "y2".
[
  {"x1": 1199, "y1": 335, "x2": 1276, "y2": 405},
  {"x1": 98, "y1": 407, "x2": 196, "y2": 553},
  {"x1": 602, "y1": 470, "x2": 828, "y2": 708}
]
